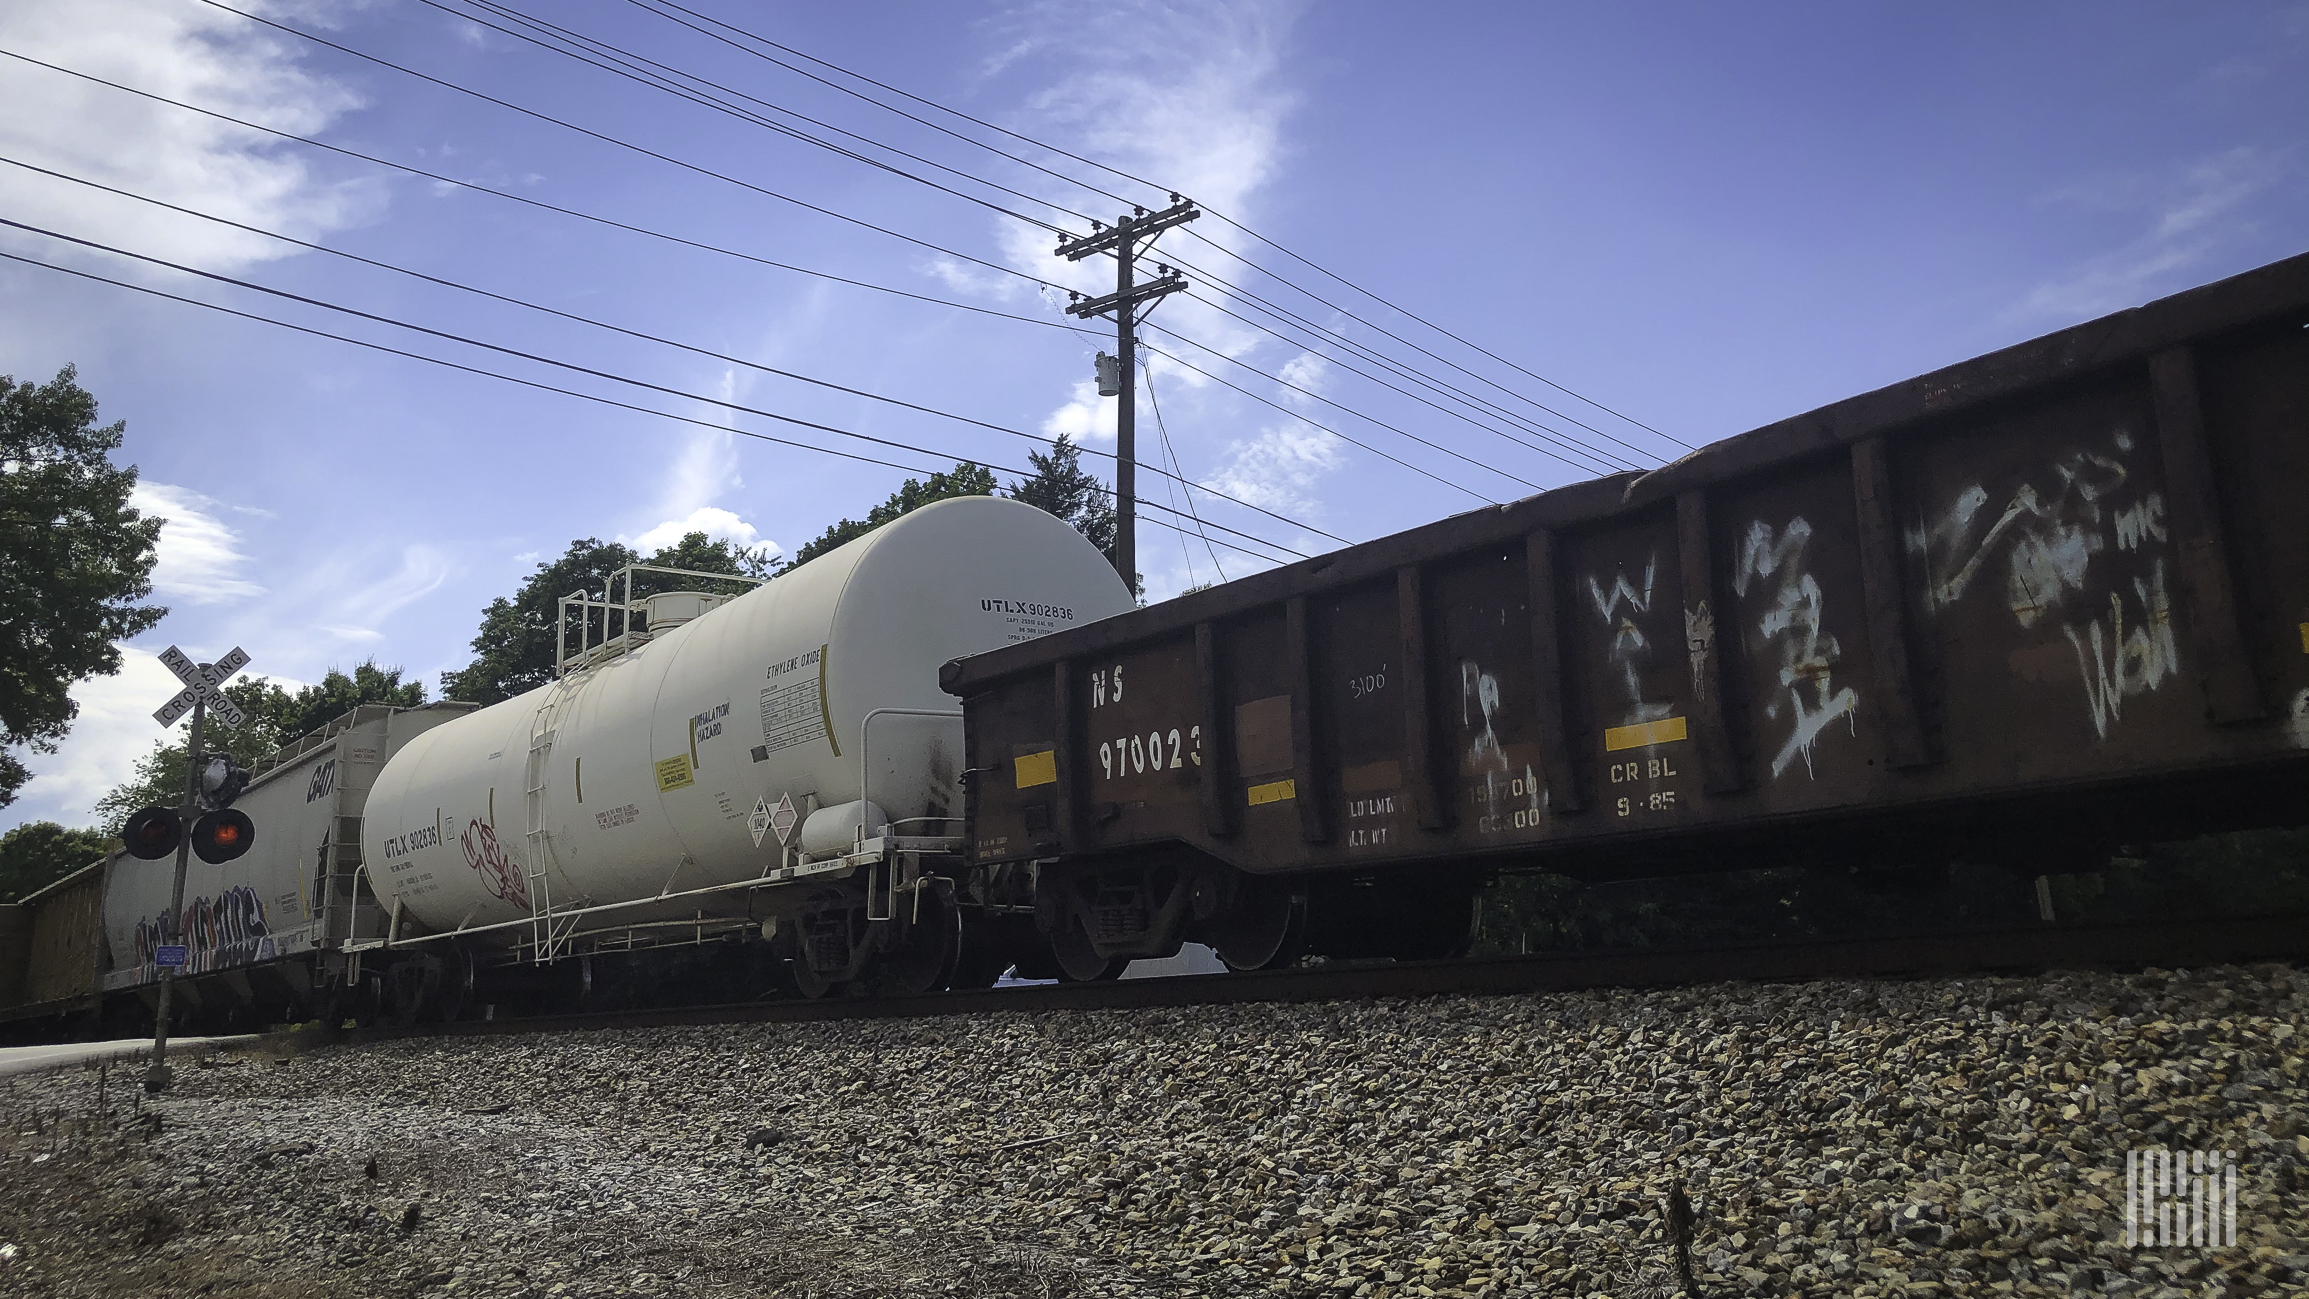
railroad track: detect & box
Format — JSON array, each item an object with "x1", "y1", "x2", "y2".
[{"x1": 344, "y1": 909, "x2": 2309, "y2": 1045}]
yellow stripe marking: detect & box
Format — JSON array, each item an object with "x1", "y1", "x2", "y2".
[
  {"x1": 1603, "y1": 716, "x2": 1689, "y2": 751},
  {"x1": 2298, "y1": 621, "x2": 2308, "y2": 654},
  {"x1": 1247, "y1": 778, "x2": 1297, "y2": 806},
  {"x1": 1013, "y1": 749, "x2": 1057, "y2": 789}
]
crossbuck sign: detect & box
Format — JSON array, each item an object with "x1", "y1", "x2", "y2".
[{"x1": 153, "y1": 645, "x2": 252, "y2": 730}]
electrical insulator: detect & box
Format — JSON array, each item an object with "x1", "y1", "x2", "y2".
[{"x1": 1094, "y1": 352, "x2": 1122, "y2": 397}]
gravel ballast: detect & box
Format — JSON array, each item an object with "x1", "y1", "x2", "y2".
[{"x1": 1, "y1": 963, "x2": 2302, "y2": 1297}]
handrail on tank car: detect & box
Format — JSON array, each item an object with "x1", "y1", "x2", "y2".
[{"x1": 553, "y1": 562, "x2": 768, "y2": 680}]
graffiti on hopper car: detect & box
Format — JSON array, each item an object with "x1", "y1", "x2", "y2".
[{"x1": 134, "y1": 885, "x2": 273, "y2": 977}]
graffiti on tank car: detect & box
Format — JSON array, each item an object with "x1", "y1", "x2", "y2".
[
  {"x1": 1908, "y1": 429, "x2": 2181, "y2": 739},
  {"x1": 460, "y1": 818, "x2": 529, "y2": 908},
  {"x1": 1734, "y1": 517, "x2": 1859, "y2": 779},
  {"x1": 1588, "y1": 553, "x2": 1673, "y2": 725},
  {"x1": 305, "y1": 758, "x2": 336, "y2": 804}
]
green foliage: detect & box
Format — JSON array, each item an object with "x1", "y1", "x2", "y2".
[
  {"x1": 1005, "y1": 434, "x2": 1117, "y2": 561},
  {"x1": 92, "y1": 660, "x2": 425, "y2": 833},
  {"x1": 0, "y1": 821, "x2": 113, "y2": 902},
  {"x1": 776, "y1": 462, "x2": 997, "y2": 575},
  {"x1": 0, "y1": 366, "x2": 166, "y2": 807},
  {"x1": 441, "y1": 532, "x2": 772, "y2": 706}
]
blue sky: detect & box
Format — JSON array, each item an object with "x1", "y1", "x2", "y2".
[{"x1": 4, "y1": 0, "x2": 2306, "y2": 832}]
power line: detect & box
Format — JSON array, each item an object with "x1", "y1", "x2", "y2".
[
  {"x1": 1189, "y1": 214, "x2": 1693, "y2": 448},
  {"x1": 1142, "y1": 355, "x2": 1226, "y2": 584},
  {"x1": 1133, "y1": 342, "x2": 1497, "y2": 504},
  {"x1": 2, "y1": 41, "x2": 1512, "y2": 520},
  {"x1": 0, "y1": 249, "x2": 1309, "y2": 565},
  {"x1": 441, "y1": 0, "x2": 1097, "y2": 231},
  {"x1": 183, "y1": 6, "x2": 1598, "y2": 495},
  {"x1": 616, "y1": 0, "x2": 1684, "y2": 450},
  {"x1": 1165, "y1": 255, "x2": 1652, "y2": 470},
  {"x1": 433, "y1": 0, "x2": 1646, "y2": 476},
  {"x1": 1175, "y1": 287, "x2": 1632, "y2": 476},
  {"x1": 198, "y1": 1, "x2": 1059, "y2": 294},
  {"x1": 0, "y1": 225, "x2": 1311, "y2": 562},
  {"x1": 0, "y1": 46, "x2": 1087, "y2": 337},
  {"x1": 0, "y1": 157, "x2": 1345, "y2": 547}
]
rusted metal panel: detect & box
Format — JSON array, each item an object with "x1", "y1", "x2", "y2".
[
  {"x1": 1675, "y1": 490, "x2": 1744, "y2": 794},
  {"x1": 22, "y1": 865, "x2": 106, "y2": 1005},
  {"x1": 1394, "y1": 567, "x2": 1444, "y2": 831},
  {"x1": 953, "y1": 251, "x2": 2309, "y2": 881},
  {"x1": 2150, "y1": 346, "x2": 2263, "y2": 724},
  {"x1": 1523, "y1": 530, "x2": 1583, "y2": 813},
  {"x1": 1851, "y1": 438, "x2": 1937, "y2": 768},
  {"x1": 1193, "y1": 622, "x2": 1233, "y2": 839}
]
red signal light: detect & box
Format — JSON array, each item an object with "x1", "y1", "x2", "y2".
[
  {"x1": 122, "y1": 806, "x2": 183, "y2": 860},
  {"x1": 191, "y1": 809, "x2": 256, "y2": 864}
]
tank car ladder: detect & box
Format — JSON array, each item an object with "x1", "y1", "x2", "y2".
[{"x1": 523, "y1": 680, "x2": 581, "y2": 964}]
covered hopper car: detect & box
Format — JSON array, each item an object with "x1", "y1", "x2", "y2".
[{"x1": 945, "y1": 250, "x2": 2309, "y2": 980}]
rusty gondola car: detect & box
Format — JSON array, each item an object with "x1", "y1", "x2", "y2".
[{"x1": 946, "y1": 251, "x2": 2309, "y2": 979}]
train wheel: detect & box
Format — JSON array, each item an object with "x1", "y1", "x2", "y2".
[
  {"x1": 789, "y1": 959, "x2": 840, "y2": 999},
  {"x1": 873, "y1": 884, "x2": 961, "y2": 997},
  {"x1": 1049, "y1": 911, "x2": 1127, "y2": 982},
  {"x1": 1211, "y1": 881, "x2": 1308, "y2": 972}
]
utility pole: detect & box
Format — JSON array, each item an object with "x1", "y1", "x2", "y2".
[
  {"x1": 145, "y1": 694, "x2": 203, "y2": 1093},
  {"x1": 1060, "y1": 195, "x2": 1199, "y2": 593}
]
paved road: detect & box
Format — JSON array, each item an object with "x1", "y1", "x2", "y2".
[{"x1": 0, "y1": 1035, "x2": 260, "y2": 1078}]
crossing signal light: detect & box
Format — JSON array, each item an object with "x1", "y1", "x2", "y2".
[
  {"x1": 197, "y1": 755, "x2": 250, "y2": 810},
  {"x1": 122, "y1": 806, "x2": 183, "y2": 861},
  {"x1": 191, "y1": 809, "x2": 256, "y2": 864}
]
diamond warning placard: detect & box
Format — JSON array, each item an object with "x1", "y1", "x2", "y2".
[{"x1": 769, "y1": 793, "x2": 799, "y2": 845}]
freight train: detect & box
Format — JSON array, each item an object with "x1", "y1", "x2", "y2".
[{"x1": 4, "y1": 249, "x2": 2306, "y2": 1035}]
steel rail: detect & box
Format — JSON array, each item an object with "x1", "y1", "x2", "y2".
[{"x1": 336, "y1": 910, "x2": 2309, "y2": 1045}]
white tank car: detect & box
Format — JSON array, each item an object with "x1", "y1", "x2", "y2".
[{"x1": 363, "y1": 497, "x2": 1133, "y2": 942}]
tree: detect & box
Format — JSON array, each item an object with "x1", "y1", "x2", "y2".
[
  {"x1": 776, "y1": 462, "x2": 997, "y2": 575},
  {"x1": 0, "y1": 366, "x2": 166, "y2": 807},
  {"x1": 441, "y1": 532, "x2": 771, "y2": 706},
  {"x1": 1006, "y1": 434, "x2": 1116, "y2": 560},
  {"x1": 92, "y1": 660, "x2": 425, "y2": 832},
  {"x1": 0, "y1": 821, "x2": 114, "y2": 902}
]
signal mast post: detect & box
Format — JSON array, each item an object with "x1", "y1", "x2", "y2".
[{"x1": 144, "y1": 692, "x2": 203, "y2": 1094}]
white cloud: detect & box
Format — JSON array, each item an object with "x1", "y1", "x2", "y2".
[
  {"x1": 0, "y1": 0, "x2": 378, "y2": 275},
  {"x1": 0, "y1": 645, "x2": 307, "y2": 830},
  {"x1": 983, "y1": 0, "x2": 1321, "y2": 501},
  {"x1": 625, "y1": 507, "x2": 780, "y2": 561},
  {"x1": 1276, "y1": 351, "x2": 1327, "y2": 407},
  {"x1": 2013, "y1": 146, "x2": 2288, "y2": 321},
  {"x1": 131, "y1": 481, "x2": 265, "y2": 604},
  {"x1": 1041, "y1": 377, "x2": 1118, "y2": 444},
  {"x1": 1203, "y1": 418, "x2": 1343, "y2": 517}
]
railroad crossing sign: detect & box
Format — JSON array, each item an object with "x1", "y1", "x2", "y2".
[{"x1": 152, "y1": 645, "x2": 252, "y2": 730}]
